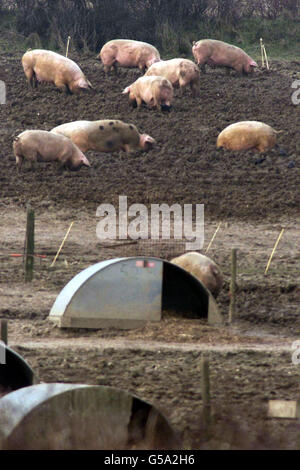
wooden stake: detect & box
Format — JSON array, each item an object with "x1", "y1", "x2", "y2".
[
  {"x1": 201, "y1": 357, "x2": 211, "y2": 434},
  {"x1": 25, "y1": 205, "x2": 35, "y2": 282},
  {"x1": 265, "y1": 228, "x2": 284, "y2": 275},
  {"x1": 66, "y1": 36, "x2": 71, "y2": 58},
  {"x1": 205, "y1": 222, "x2": 221, "y2": 254},
  {"x1": 260, "y1": 38, "x2": 265, "y2": 67},
  {"x1": 263, "y1": 44, "x2": 269, "y2": 70},
  {"x1": 0, "y1": 320, "x2": 7, "y2": 345},
  {"x1": 229, "y1": 248, "x2": 237, "y2": 323},
  {"x1": 50, "y1": 222, "x2": 74, "y2": 268}
]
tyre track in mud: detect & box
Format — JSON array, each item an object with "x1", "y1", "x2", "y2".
[{"x1": 10, "y1": 337, "x2": 294, "y2": 353}]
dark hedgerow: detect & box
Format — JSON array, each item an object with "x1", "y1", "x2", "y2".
[{"x1": 11, "y1": 0, "x2": 300, "y2": 54}]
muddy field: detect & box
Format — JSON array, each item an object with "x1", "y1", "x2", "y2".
[
  {"x1": 0, "y1": 52, "x2": 300, "y2": 218},
  {"x1": 0, "y1": 47, "x2": 300, "y2": 450}
]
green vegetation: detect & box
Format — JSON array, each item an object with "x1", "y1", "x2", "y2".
[
  {"x1": 0, "y1": 1, "x2": 299, "y2": 60},
  {"x1": 155, "y1": 17, "x2": 300, "y2": 61}
]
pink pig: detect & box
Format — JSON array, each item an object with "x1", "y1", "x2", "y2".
[
  {"x1": 145, "y1": 58, "x2": 200, "y2": 96},
  {"x1": 99, "y1": 39, "x2": 161, "y2": 73},
  {"x1": 122, "y1": 76, "x2": 174, "y2": 111},
  {"x1": 217, "y1": 121, "x2": 278, "y2": 153},
  {"x1": 192, "y1": 39, "x2": 258, "y2": 75},
  {"x1": 171, "y1": 252, "x2": 223, "y2": 299},
  {"x1": 22, "y1": 49, "x2": 93, "y2": 94},
  {"x1": 51, "y1": 120, "x2": 155, "y2": 153},
  {"x1": 13, "y1": 130, "x2": 91, "y2": 171}
]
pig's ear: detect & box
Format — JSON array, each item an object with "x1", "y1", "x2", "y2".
[
  {"x1": 87, "y1": 80, "x2": 94, "y2": 90},
  {"x1": 77, "y1": 78, "x2": 94, "y2": 90},
  {"x1": 145, "y1": 135, "x2": 155, "y2": 145},
  {"x1": 122, "y1": 86, "x2": 131, "y2": 94},
  {"x1": 77, "y1": 78, "x2": 88, "y2": 90},
  {"x1": 82, "y1": 156, "x2": 91, "y2": 167}
]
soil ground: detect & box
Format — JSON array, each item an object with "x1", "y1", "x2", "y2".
[{"x1": 0, "y1": 47, "x2": 300, "y2": 450}]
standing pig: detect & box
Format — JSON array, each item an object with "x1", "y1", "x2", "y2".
[
  {"x1": 171, "y1": 252, "x2": 223, "y2": 298},
  {"x1": 99, "y1": 39, "x2": 161, "y2": 73},
  {"x1": 217, "y1": 121, "x2": 278, "y2": 153},
  {"x1": 13, "y1": 130, "x2": 91, "y2": 171},
  {"x1": 145, "y1": 58, "x2": 200, "y2": 96},
  {"x1": 122, "y1": 76, "x2": 174, "y2": 111},
  {"x1": 22, "y1": 49, "x2": 93, "y2": 94},
  {"x1": 51, "y1": 120, "x2": 155, "y2": 153},
  {"x1": 192, "y1": 39, "x2": 258, "y2": 75}
]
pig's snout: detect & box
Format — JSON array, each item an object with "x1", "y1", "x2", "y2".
[
  {"x1": 161, "y1": 103, "x2": 172, "y2": 112},
  {"x1": 140, "y1": 134, "x2": 155, "y2": 151},
  {"x1": 69, "y1": 162, "x2": 91, "y2": 171},
  {"x1": 129, "y1": 99, "x2": 137, "y2": 108},
  {"x1": 144, "y1": 141, "x2": 154, "y2": 151}
]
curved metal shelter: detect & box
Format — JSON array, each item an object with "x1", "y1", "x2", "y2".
[
  {"x1": 0, "y1": 345, "x2": 36, "y2": 390},
  {"x1": 0, "y1": 383, "x2": 181, "y2": 450},
  {"x1": 48, "y1": 257, "x2": 223, "y2": 329}
]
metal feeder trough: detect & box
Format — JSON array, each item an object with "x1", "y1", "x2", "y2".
[
  {"x1": 48, "y1": 257, "x2": 223, "y2": 329},
  {"x1": 0, "y1": 345, "x2": 36, "y2": 394},
  {"x1": 0, "y1": 383, "x2": 181, "y2": 450}
]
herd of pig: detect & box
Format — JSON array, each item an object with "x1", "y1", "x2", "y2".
[
  {"x1": 13, "y1": 38, "x2": 279, "y2": 173},
  {"x1": 10, "y1": 38, "x2": 282, "y2": 296}
]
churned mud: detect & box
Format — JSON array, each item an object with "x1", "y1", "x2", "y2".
[
  {"x1": 0, "y1": 50, "x2": 300, "y2": 449},
  {"x1": 0, "y1": 52, "x2": 299, "y2": 219}
]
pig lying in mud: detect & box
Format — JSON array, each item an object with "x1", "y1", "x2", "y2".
[
  {"x1": 145, "y1": 58, "x2": 200, "y2": 96},
  {"x1": 192, "y1": 39, "x2": 258, "y2": 75},
  {"x1": 122, "y1": 76, "x2": 174, "y2": 111},
  {"x1": 51, "y1": 120, "x2": 155, "y2": 153},
  {"x1": 22, "y1": 49, "x2": 93, "y2": 94},
  {"x1": 217, "y1": 121, "x2": 278, "y2": 153},
  {"x1": 13, "y1": 130, "x2": 91, "y2": 171},
  {"x1": 171, "y1": 252, "x2": 223, "y2": 298},
  {"x1": 99, "y1": 39, "x2": 161, "y2": 73}
]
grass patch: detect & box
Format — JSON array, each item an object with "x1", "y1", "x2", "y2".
[
  {"x1": 0, "y1": 9, "x2": 299, "y2": 61},
  {"x1": 171, "y1": 17, "x2": 300, "y2": 62},
  {"x1": 0, "y1": 10, "x2": 25, "y2": 52}
]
